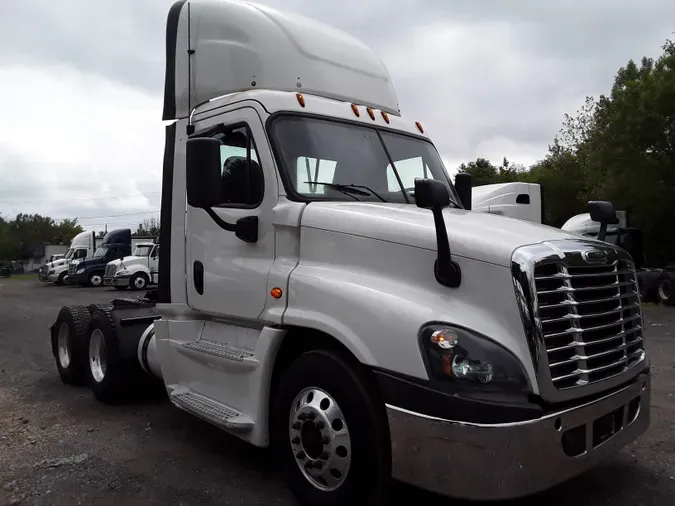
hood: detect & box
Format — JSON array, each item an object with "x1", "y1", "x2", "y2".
[
  {"x1": 49, "y1": 259, "x2": 69, "y2": 268},
  {"x1": 300, "y1": 202, "x2": 581, "y2": 267},
  {"x1": 78, "y1": 256, "x2": 106, "y2": 268}
]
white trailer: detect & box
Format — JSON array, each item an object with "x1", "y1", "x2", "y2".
[{"x1": 49, "y1": 2, "x2": 651, "y2": 505}]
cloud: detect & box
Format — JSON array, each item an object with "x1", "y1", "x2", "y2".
[
  {"x1": 0, "y1": 63, "x2": 163, "y2": 230},
  {"x1": 1, "y1": 0, "x2": 674, "y2": 224}
]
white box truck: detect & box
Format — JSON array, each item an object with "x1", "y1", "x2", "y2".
[{"x1": 49, "y1": 2, "x2": 651, "y2": 505}]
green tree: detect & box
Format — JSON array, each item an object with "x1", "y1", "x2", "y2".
[{"x1": 134, "y1": 217, "x2": 160, "y2": 237}]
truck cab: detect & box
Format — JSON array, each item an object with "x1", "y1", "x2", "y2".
[
  {"x1": 105, "y1": 242, "x2": 159, "y2": 290},
  {"x1": 471, "y1": 181, "x2": 542, "y2": 223},
  {"x1": 51, "y1": 2, "x2": 651, "y2": 505},
  {"x1": 40, "y1": 231, "x2": 95, "y2": 284},
  {"x1": 69, "y1": 229, "x2": 132, "y2": 287}
]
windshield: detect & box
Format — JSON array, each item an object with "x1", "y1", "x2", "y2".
[
  {"x1": 93, "y1": 247, "x2": 109, "y2": 258},
  {"x1": 64, "y1": 248, "x2": 74, "y2": 259},
  {"x1": 133, "y1": 245, "x2": 153, "y2": 257},
  {"x1": 269, "y1": 115, "x2": 461, "y2": 205}
]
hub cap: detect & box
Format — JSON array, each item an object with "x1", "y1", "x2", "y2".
[
  {"x1": 134, "y1": 276, "x2": 146, "y2": 289},
  {"x1": 57, "y1": 322, "x2": 70, "y2": 369},
  {"x1": 289, "y1": 387, "x2": 351, "y2": 491},
  {"x1": 89, "y1": 329, "x2": 107, "y2": 383},
  {"x1": 90, "y1": 274, "x2": 102, "y2": 286}
]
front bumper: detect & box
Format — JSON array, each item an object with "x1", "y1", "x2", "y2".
[
  {"x1": 387, "y1": 371, "x2": 650, "y2": 501},
  {"x1": 109, "y1": 275, "x2": 131, "y2": 287},
  {"x1": 69, "y1": 272, "x2": 88, "y2": 285}
]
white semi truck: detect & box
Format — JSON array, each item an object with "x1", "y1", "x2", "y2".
[
  {"x1": 50, "y1": 2, "x2": 651, "y2": 505},
  {"x1": 103, "y1": 242, "x2": 159, "y2": 291},
  {"x1": 39, "y1": 231, "x2": 97, "y2": 284}
]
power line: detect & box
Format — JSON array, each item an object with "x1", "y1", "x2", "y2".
[{"x1": 0, "y1": 191, "x2": 160, "y2": 205}]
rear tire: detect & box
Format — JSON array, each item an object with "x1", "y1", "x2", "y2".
[
  {"x1": 271, "y1": 350, "x2": 391, "y2": 506},
  {"x1": 657, "y1": 271, "x2": 675, "y2": 306},
  {"x1": 85, "y1": 309, "x2": 144, "y2": 404},
  {"x1": 51, "y1": 306, "x2": 91, "y2": 385}
]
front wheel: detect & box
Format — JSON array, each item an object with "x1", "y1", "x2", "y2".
[
  {"x1": 130, "y1": 272, "x2": 149, "y2": 291},
  {"x1": 88, "y1": 272, "x2": 104, "y2": 287},
  {"x1": 271, "y1": 350, "x2": 391, "y2": 506}
]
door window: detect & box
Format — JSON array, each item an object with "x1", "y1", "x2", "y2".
[{"x1": 211, "y1": 125, "x2": 264, "y2": 207}]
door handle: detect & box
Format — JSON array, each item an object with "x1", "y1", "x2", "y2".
[{"x1": 193, "y1": 261, "x2": 204, "y2": 295}]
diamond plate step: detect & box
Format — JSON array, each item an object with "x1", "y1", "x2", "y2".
[
  {"x1": 182, "y1": 340, "x2": 258, "y2": 366},
  {"x1": 170, "y1": 388, "x2": 254, "y2": 431}
]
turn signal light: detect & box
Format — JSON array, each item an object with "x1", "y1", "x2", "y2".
[
  {"x1": 415, "y1": 121, "x2": 424, "y2": 133},
  {"x1": 351, "y1": 104, "x2": 360, "y2": 117},
  {"x1": 296, "y1": 93, "x2": 305, "y2": 107},
  {"x1": 270, "y1": 287, "x2": 283, "y2": 299}
]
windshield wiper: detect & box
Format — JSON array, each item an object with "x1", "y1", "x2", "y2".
[{"x1": 304, "y1": 182, "x2": 387, "y2": 202}]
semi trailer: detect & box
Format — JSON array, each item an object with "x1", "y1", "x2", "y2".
[{"x1": 50, "y1": 1, "x2": 651, "y2": 505}]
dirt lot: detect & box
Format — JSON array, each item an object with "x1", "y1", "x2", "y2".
[{"x1": 0, "y1": 278, "x2": 674, "y2": 506}]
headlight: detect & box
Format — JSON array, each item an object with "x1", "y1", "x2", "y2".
[
  {"x1": 76, "y1": 268, "x2": 85, "y2": 274},
  {"x1": 115, "y1": 269, "x2": 128, "y2": 276},
  {"x1": 419, "y1": 324, "x2": 529, "y2": 392}
]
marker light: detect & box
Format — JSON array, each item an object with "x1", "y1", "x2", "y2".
[
  {"x1": 296, "y1": 93, "x2": 305, "y2": 107},
  {"x1": 351, "y1": 104, "x2": 360, "y2": 117},
  {"x1": 415, "y1": 121, "x2": 424, "y2": 133},
  {"x1": 381, "y1": 111, "x2": 390, "y2": 123},
  {"x1": 270, "y1": 287, "x2": 283, "y2": 299},
  {"x1": 367, "y1": 107, "x2": 376, "y2": 120}
]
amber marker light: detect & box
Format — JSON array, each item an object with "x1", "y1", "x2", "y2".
[
  {"x1": 367, "y1": 107, "x2": 376, "y2": 120},
  {"x1": 296, "y1": 93, "x2": 305, "y2": 107},
  {"x1": 270, "y1": 287, "x2": 283, "y2": 299},
  {"x1": 415, "y1": 121, "x2": 424, "y2": 133},
  {"x1": 351, "y1": 103, "x2": 360, "y2": 117},
  {"x1": 381, "y1": 111, "x2": 390, "y2": 123}
]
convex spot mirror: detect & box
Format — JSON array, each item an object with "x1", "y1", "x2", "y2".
[{"x1": 186, "y1": 137, "x2": 222, "y2": 209}]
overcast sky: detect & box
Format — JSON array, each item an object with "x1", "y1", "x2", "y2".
[{"x1": 1, "y1": 0, "x2": 673, "y2": 232}]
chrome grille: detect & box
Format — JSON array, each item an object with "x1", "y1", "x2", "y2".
[
  {"x1": 105, "y1": 263, "x2": 117, "y2": 279},
  {"x1": 534, "y1": 259, "x2": 643, "y2": 389},
  {"x1": 68, "y1": 263, "x2": 77, "y2": 275},
  {"x1": 512, "y1": 240, "x2": 647, "y2": 402}
]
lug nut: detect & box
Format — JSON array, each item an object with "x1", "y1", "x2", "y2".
[
  {"x1": 315, "y1": 421, "x2": 325, "y2": 429},
  {"x1": 295, "y1": 451, "x2": 306, "y2": 460},
  {"x1": 291, "y1": 422, "x2": 301, "y2": 430},
  {"x1": 291, "y1": 437, "x2": 300, "y2": 445}
]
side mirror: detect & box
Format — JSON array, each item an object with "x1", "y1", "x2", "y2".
[
  {"x1": 186, "y1": 137, "x2": 222, "y2": 209},
  {"x1": 414, "y1": 178, "x2": 461, "y2": 288},
  {"x1": 454, "y1": 173, "x2": 472, "y2": 210},
  {"x1": 414, "y1": 178, "x2": 450, "y2": 209},
  {"x1": 587, "y1": 200, "x2": 617, "y2": 242}
]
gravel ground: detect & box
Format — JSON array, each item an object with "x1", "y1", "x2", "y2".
[{"x1": 0, "y1": 278, "x2": 674, "y2": 506}]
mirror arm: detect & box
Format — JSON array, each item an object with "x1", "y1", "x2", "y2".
[
  {"x1": 203, "y1": 207, "x2": 236, "y2": 232},
  {"x1": 430, "y1": 208, "x2": 462, "y2": 288},
  {"x1": 597, "y1": 223, "x2": 608, "y2": 242},
  {"x1": 202, "y1": 208, "x2": 258, "y2": 243}
]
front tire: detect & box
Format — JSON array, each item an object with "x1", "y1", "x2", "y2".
[
  {"x1": 271, "y1": 350, "x2": 391, "y2": 506},
  {"x1": 130, "y1": 272, "x2": 149, "y2": 291},
  {"x1": 88, "y1": 271, "x2": 104, "y2": 287},
  {"x1": 56, "y1": 272, "x2": 67, "y2": 285}
]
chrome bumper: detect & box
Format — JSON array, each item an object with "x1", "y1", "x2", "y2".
[
  {"x1": 109, "y1": 275, "x2": 130, "y2": 287},
  {"x1": 386, "y1": 372, "x2": 650, "y2": 501}
]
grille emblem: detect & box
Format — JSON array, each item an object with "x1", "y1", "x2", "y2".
[{"x1": 582, "y1": 250, "x2": 608, "y2": 264}]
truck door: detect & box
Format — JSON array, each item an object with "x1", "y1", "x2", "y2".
[
  {"x1": 186, "y1": 107, "x2": 277, "y2": 320},
  {"x1": 149, "y1": 245, "x2": 159, "y2": 285}
]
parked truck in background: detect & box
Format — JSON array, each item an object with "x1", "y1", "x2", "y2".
[
  {"x1": 39, "y1": 231, "x2": 97, "y2": 285},
  {"x1": 104, "y1": 241, "x2": 159, "y2": 291},
  {"x1": 49, "y1": 2, "x2": 651, "y2": 505},
  {"x1": 68, "y1": 229, "x2": 136, "y2": 287}
]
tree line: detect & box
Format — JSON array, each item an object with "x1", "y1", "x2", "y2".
[
  {"x1": 458, "y1": 38, "x2": 675, "y2": 267},
  {"x1": 0, "y1": 214, "x2": 161, "y2": 261}
]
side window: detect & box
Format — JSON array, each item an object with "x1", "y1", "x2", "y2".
[
  {"x1": 213, "y1": 125, "x2": 264, "y2": 207},
  {"x1": 386, "y1": 156, "x2": 431, "y2": 191},
  {"x1": 296, "y1": 157, "x2": 337, "y2": 195},
  {"x1": 75, "y1": 249, "x2": 86, "y2": 259}
]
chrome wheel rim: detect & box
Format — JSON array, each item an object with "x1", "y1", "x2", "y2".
[
  {"x1": 133, "y1": 276, "x2": 146, "y2": 289},
  {"x1": 57, "y1": 322, "x2": 71, "y2": 369},
  {"x1": 90, "y1": 274, "x2": 102, "y2": 286},
  {"x1": 89, "y1": 329, "x2": 107, "y2": 383},
  {"x1": 289, "y1": 387, "x2": 351, "y2": 491}
]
